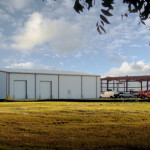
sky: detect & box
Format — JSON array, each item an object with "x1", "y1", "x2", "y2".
[{"x1": 0, "y1": 0, "x2": 150, "y2": 77}]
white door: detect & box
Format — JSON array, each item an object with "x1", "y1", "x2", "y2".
[
  {"x1": 14, "y1": 81, "x2": 27, "y2": 99},
  {"x1": 40, "y1": 81, "x2": 52, "y2": 99}
]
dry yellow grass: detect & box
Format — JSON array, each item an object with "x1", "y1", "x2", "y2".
[{"x1": 0, "y1": 101, "x2": 150, "y2": 150}]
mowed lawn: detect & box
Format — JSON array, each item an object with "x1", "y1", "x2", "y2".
[{"x1": 0, "y1": 102, "x2": 150, "y2": 150}]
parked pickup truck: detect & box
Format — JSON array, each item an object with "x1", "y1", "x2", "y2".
[{"x1": 100, "y1": 91, "x2": 117, "y2": 98}]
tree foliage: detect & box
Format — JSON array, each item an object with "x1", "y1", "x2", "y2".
[{"x1": 73, "y1": 0, "x2": 150, "y2": 34}]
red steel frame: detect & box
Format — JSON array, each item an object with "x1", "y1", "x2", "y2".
[{"x1": 101, "y1": 75, "x2": 150, "y2": 92}]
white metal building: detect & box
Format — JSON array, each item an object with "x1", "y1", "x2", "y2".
[{"x1": 0, "y1": 68, "x2": 100, "y2": 100}]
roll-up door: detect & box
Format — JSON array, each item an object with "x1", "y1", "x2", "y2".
[
  {"x1": 40, "y1": 81, "x2": 52, "y2": 99},
  {"x1": 14, "y1": 80, "x2": 27, "y2": 99}
]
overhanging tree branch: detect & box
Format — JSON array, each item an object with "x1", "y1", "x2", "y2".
[
  {"x1": 42, "y1": 0, "x2": 150, "y2": 34},
  {"x1": 73, "y1": 0, "x2": 150, "y2": 34}
]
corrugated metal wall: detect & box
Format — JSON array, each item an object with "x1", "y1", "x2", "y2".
[
  {"x1": 14, "y1": 80, "x2": 27, "y2": 99},
  {"x1": 82, "y1": 76, "x2": 96, "y2": 98},
  {"x1": 36, "y1": 74, "x2": 58, "y2": 99},
  {"x1": 0, "y1": 72, "x2": 6, "y2": 99},
  {"x1": 59, "y1": 75, "x2": 81, "y2": 99},
  {"x1": 2, "y1": 73, "x2": 100, "y2": 100},
  {"x1": 9, "y1": 74, "x2": 35, "y2": 99}
]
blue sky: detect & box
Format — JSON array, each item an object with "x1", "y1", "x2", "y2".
[{"x1": 0, "y1": 0, "x2": 150, "y2": 77}]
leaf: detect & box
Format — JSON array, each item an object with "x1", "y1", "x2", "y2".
[
  {"x1": 96, "y1": 22, "x2": 98, "y2": 27},
  {"x1": 101, "y1": 21, "x2": 104, "y2": 26},
  {"x1": 121, "y1": 14, "x2": 124, "y2": 20},
  {"x1": 101, "y1": 9, "x2": 113, "y2": 16},
  {"x1": 141, "y1": 20, "x2": 145, "y2": 25},
  {"x1": 85, "y1": 0, "x2": 93, "y2": 10},
  {"x1": 100, "y1": 25, "x2": 106, "y2": 33},
  {"x1": 124, "y1": 13, "x2": 128, "y2": 17},
  {"x1": 102, "y1": 2, "x2": 113, "y2": 10},
  {"x1": 100, "y1": 14, "x2": 110, "y2": 24},
  {"x1": 74, "y1": 0, "x2": 84, "y2": 13},
  {"x1": 102, "y1": 0, "x2": 114, "y2": 8},
  {"x1": 97, "y1": 26, "x2": 102, "y2": 34}
]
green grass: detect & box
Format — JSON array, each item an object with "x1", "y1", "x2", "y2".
[{"x1": 0, "y1": 102, "x2": 150, "y2": 150}]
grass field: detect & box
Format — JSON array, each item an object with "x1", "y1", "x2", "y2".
[{"x1": 0, "y1": 101, "x2": 150, "y2": 150}]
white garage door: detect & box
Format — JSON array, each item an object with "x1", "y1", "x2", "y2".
[
  {"x1": 14, "y1": 81, "x2": 27, "y2": 99},
  {"x1": 40, "y1": 81, "x2": 52, "y2": 99}
]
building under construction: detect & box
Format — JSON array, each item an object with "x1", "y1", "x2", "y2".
[{"x1": 101, "y1": 75, "x2": 150, "y2": 93}]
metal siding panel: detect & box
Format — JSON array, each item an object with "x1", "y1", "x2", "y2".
[
  {"x1": 36, "y1": 75, "x2": 58, "y2": 99},
  {"x1": 59, "y1": 76, "x2": 81, "y2": 99},
  {"x1": 97, "y1": 77, "x2": 100, "y2": 98},
  {"x1": 10, "y1": 74, "x2": 35, "y2": 99},
  {"x1": 14, "y1": 81, "x2": 27, "y2": 99},
  {"x1": 0, "y1": 72, "x2": 6, "y2": 99},
  {"x1": 40, "y1": 81, "x2": 51, "y2": 99},
  {"x1": 82, "y1": 76, "x2": 96, "y2": 98}
]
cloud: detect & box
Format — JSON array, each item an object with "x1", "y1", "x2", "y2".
[
  {"x1": 144, "y1": 35, "x2": 150, "y2": 41},
  {"x1": 0, "y1": 43, "x2": 8, "y2": 49},
  {"x1": 0, "y1": 31, "x2": 9, "y2": 49},
  {"x1": 0, "y1": 9, "x2": 14, "y2": 22},
  {"x1": 0, "y1": 32, "x2": 2, "y2": 38},
  {"x1": 129, "y1": 44, "x2": 142, "y2": 48},
  {"x1": 145, "y1": 19, "x2": 150, "y2": 27},
  {"x1": 62, "y1": 0, "x2": 74, "y2": 9},
  {"x1": 103, "y1": 39, "x2": 129, "y2": 54},
  {"x1": 11, "y1": 12, "x2": 82, "y2": 52},
  {"x1": 109, "y1": 55, "x2": 126, "y2": 63},
  {"x1": 7, "y1": 0, "x2": 149, "y2": 56},
  {"x1": 6, "y1": 62, "x2": 62, "y2": 70},
  {"x1": 0, "y1": 0, "x2": 33, "y2": 12},
  {"x1": 74, "y1": 51, "x2": 82, "y2": 58},
  {"x1": 105, "y1": 61, "x2": 150, "y2": 76},
  {"x1": 9, "y1": 0, "x2": 32, "y2": 10},
  {"x1": 59, "y1": 62, "x2": 64, "y2": 67}
]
